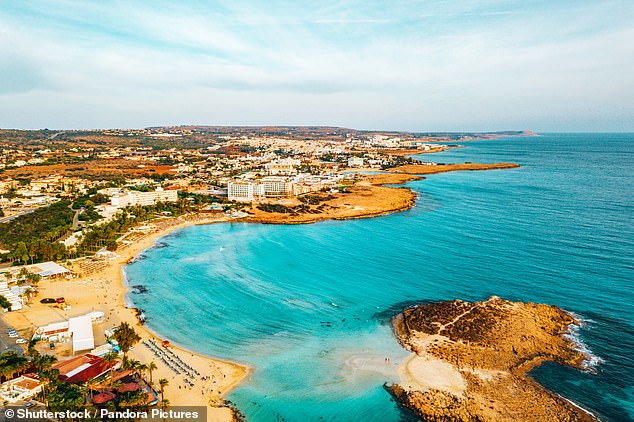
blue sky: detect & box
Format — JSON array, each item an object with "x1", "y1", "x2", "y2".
[{"x1": 1, "y1": 0, "x2": 633, "y2": 131}]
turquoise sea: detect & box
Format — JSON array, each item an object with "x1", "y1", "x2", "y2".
[{"x1": 126, "y1": 133, "x2": 634, "y2": 422}]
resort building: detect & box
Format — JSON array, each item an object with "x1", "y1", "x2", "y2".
[
  {"x1": 34, "y1": 321, "x2": 71, "y2": 343},
  {"x1": 0, "y1": 261, "x2": 72, "y2": 281},
  {"x1": 110, "y1": 187, "x2": 178, "y2": 208},
  {"x1": 227, "y1": 181, "x2": 264, "y2": 202},
  {"x1": 347, "y1": 157, "x2": 365, "y2": 167},
  {"x1": 0, "y1": 374, "x2": 42, "y2": 403},
  {"x1": 261, "y1": 176, "x2": 293, "y2": 197},
  {"x1": 69, "y1": 315, "x2": 95, "y2": 353},
  {"x1": 53, "y1": 354, "x2": 119, "y2": 384},
  {"x1": 33, "y1": 312, "x2": 100, "y2": 353}
]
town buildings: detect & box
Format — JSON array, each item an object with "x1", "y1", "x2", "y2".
[{"x1": 108, "y1": 187, "x2": 179, "y2": 208}]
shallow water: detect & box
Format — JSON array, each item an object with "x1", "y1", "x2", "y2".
[{"x1": 127, "y1": 133, "x2": 634, "y2": 422}]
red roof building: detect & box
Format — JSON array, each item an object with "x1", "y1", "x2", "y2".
[{"x1": 53, "y1": 354, "x2": 119, "y2": 384}]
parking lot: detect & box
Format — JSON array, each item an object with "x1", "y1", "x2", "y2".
[{"x1": 0, "y1": 317, "x2": 25, "y2": 355}]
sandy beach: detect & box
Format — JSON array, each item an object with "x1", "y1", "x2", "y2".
[
  {"x1": 1, "y1": 173, "x2": 425, "y2": 421},
  {"x1": 5, "y1": 214, "x2": 250, "y2": 422},
  {"x1": 1, "y1": 161, "x2": 521, "y2": 421}
]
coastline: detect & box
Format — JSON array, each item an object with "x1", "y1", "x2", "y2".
[
  {"x1": 110, "y1": 216, "x2": 253, "y2": 420},
  {"x1": 388, "y1": 297, "x2": 597, "y2": 421},
  {"x1": 4, "y1": 215, "x2": 251, "y2": 422},
  {"x1": 392, "y1": 162, "x2": 521, "y2": 174},
  {"x1": 2, "y1": 159, "x2": 522, "y2": 421}
]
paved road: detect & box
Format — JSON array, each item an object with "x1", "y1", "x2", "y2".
[
  {"x1": 71, "y1": 209, "x2": 80, "y2": 230},
  {"x1": 0, "y1": 208, "x2": 36, "y2": 224}
]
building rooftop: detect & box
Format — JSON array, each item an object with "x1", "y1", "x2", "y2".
[{"x1": 53, "y1": 354, "x2": 115, "y2": 384}]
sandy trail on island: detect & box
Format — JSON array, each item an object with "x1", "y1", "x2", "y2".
[{"x1": 396, "y1": 333, "x2": 467, "y2": 397}]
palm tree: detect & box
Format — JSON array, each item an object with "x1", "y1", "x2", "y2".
[
  {"x1": 160, "y1": 399, "x2": 170, "y2": 410},
  {"x1": 112, "y1": 322, "x2": 141, "y2": 362},
  {"x1": 26, "y1": 341, "x2": 40, "y2": 358},
  {"x1": 146, "y1": 361, "x2": 157, "y2": 385},
  {"x1": 37, "y1": 368, "x2": 60, "y2": 407},
  {"x1": 123, "y1": 358, "x2": 141, "y2": 371},
  {"x1": 23, "y1": 287, "x2": 35, "y2": 303},
  {"x1": 86, "y1": 378, "x2": 97, "y2": 401},
  {"x1": 33, "y1": 354, "x2": 57, "y2": 372},
  {"x1": 137, "y1": 363, "x2": 148, "y2": 382},
  {"x1": 101, "y1": 352, "x2": 119, "y2": 386},
  {"x1": 158, "y1": 378, "x2": 169, "y2": 402},
  {"x1": 0, "y1": 351, "x2": 29, "y2": 381}
]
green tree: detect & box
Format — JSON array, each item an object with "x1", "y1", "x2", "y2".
[
  {"x1": 32, "y1": 353, "x2": 57, "y2": 372},
  {"x1": 101, "y1": 352, "x2": 119, "y2": 386},
  {"x1": 86, "y1": 378, "x2": 98, "y2": 401},
  {"x1": 146, "y1": 361, "x2": 158, "y2": 385},
  {"x1": 0, "y1": 351, "x2": 29, "y2": 380},
  {"x1": 15, "y1": 242, "x2": 29, "y2": 265},
  {"x1": 158, "y1": 378, "x2": 169, "y2": 402},
  {"x1": 112, "y1": 322, "x2": 141, "y2": 361},
  {"x1": 18, "y1": 267, "x2": 29, "y2": 280},
  {"x1": 37, "y1": 368, "x2": 60, "y2": 406},
  {"x1": 0, "y1": 295, "x2": 12, "y2": 311},
  {"x1": 118, "y1": 390, "x2": 148, "y2": 409},
  {"x1": 46, "y1": 380, "x2": 85, "y2": 413},
  {"x1": 26, "y1": 272, "x2": 41, "y2": 284}
]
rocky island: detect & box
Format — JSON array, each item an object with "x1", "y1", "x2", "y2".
[{"x1": 389, "y1": 296, "x2": 596, "y2": 421}]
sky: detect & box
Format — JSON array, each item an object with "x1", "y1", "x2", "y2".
[{"x1": 1, "y1": 0, "x2": 633, "y2": 132}]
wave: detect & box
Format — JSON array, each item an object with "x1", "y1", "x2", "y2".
[
  {"x1": 128, "y1": 252, "x2": 146, "y2": 264},
  {"x1": 121, "y1": 267, "x2": 136, "y2": 309},
  {"x1": 566, "y1": 312, "x2": 605, "y2": 372}
]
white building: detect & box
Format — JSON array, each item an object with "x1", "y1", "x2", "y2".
[
  {"x1": 0, "y1": 374, "x2": 42, "y2": 403},
  {"x1": 69, "y1": 315, "x2": 95, "y2": 353},
  {"x1": 261, "y1": 176, "x2": 293, "y2": 197},
  {"x1": 33, "y1": 312, "x2": 99, "y2": 354},
  {"x1": 227, "y1": 181, "x2": 264, "y2": 202},
  {"x1": 110, "y1": 187, "x2": 178, "y2": 208},
  {"x1": 0, "y1": 261, "x2": 71, "y2": 281},
  {"x1": 266, "y1": 158, "x2": 301, "y2": 175},
  {"x1": 348, "y1": 157, "x2": 365, "y2": 167}
]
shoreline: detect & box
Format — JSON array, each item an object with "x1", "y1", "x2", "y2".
[
  {"x1": 2, "y1": 160, "x2": 521, "y2": 421},
  {"x1": 388, "y1": 297, "x2": 597, "y2": 421},
  {"x1": 3, "y1": 215, "x2": 251, "y2": 422},
  {"x1": 92, "y1": 215, "x2": 252, "y2": 421}
]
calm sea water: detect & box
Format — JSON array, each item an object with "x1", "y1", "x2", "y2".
[{"x1": 126, "y1": 133, "x2": 634, "y2": 422}]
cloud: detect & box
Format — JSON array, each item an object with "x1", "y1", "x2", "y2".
[{"x1": 0, "y1": 0, "x2": 633, "y2": 130}]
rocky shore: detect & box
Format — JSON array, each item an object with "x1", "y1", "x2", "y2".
[
  {"x1": 388, "y1": 296, "x2": 596, "y2": 421},
  {"x1": 392, "y1": 162, "x2": 521, "y2": 175},
  {"x1": 244, "y1": 173, "x2": 421, "y2": 224},
  {"x1": 244, "y1": 161, "x2": 520, "y2": 225}
]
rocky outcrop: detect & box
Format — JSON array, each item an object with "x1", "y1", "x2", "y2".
[{"x1": 388, "y1": 296, "x2": 596, "y2": 421}]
